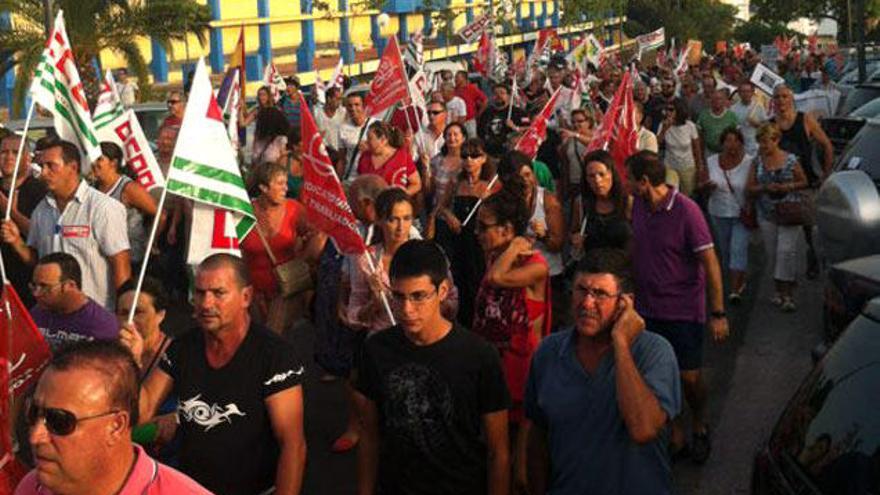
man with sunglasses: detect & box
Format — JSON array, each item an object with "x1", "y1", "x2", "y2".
[
  {"x1": 356, "y1": 240, "x2": 511, "y2": 495},
  {"x1": 412, "y1": 101, "x2": 447, "y2": 165},
  {"x1": 160, "y1": 91, "x2": 185, "y2": 130},
  {"x1": 15, "y1": 340, "x2": 210, "y2": 494},
  {"x1": 522, "y1": 249, "x2": 681, "y2": 495},
  {"x1": 136, "y1": 253, "x2": 306, "y2": 495}
]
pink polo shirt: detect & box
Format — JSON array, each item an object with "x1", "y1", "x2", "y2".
[{"x1": 15, "y1": 444, "x2": 212, "y2": 494}]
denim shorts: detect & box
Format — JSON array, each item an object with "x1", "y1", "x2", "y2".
[{"x1": 645, "y1": 318, "x2": 705, "y2": 371}]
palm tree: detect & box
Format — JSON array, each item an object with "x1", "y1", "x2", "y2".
[{"x1": 0, "y1": 0, "x2": 211, "y2": 114}]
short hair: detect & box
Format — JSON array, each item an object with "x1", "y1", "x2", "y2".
[
  {"x1": 375, "y1": 187, "x2": 412, "y2": 220},
  {"x1": 756, "y1": 122, "x2": 782, "y2": 142},
  {"x1": 253, "y1": 162, "x2": 288, "y2": 188},
  {"x1": 326, "y1": 86, "x2": 342, "y2": 99},
  {"x1": 48, "y1": 340, "x2": 140, "y2": 427},
  {"x1": 37, "y1": 252, "x2": 82, "y2": 288},
  {"x1": 389, "y1": 239, "x2": 449, "y2": 287},
  {"x1": 117, "y1": 276, "x2": 168, "y2": 312},
  {"x1": 626, "y1": 150, "x2": 666, "y2": 186},
  {"x1": 574, "y1": 248, "x2": 633, "y2": 293},
  {"x1": 197, "y1": 253, "x2": 252, "y2": 288},
  {"x1": 99, "y1": 141, "x2": 124, "y2": 170},
  {"x1": 492, "y1": 82, "x2": 509, "y2": 93},
  {"x1": 719, "y1": 126, "x2": 744, "y2": 146},
  {"x1": 368, "y1": 121, "x2": 404, "y2": 149},
  {"x1": 350, "y1": 174, "x2": 388, "y2": 205},
  {"x1": 47, "y1": 139, "x2": 82, "y2": 170},
  {"x1": 671, "y1": 97, "x2": 690, "y2": 126}
]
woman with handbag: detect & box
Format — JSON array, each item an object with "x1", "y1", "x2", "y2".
[
  {"x1": 747, "y1": 123, "x2": 809, "y2": 312},
  {"x1": 699, "y1": 127, "x2": 754, "y2": 303},
  {"x1": 241, "y1": 163, "x2": 326, "y2": 334}
]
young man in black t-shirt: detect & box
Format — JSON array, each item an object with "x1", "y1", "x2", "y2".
[
  {"x1": 356, "y1": 240, "x2": 511, "y2": 495},
  {"x1": 135, "y1": 254, "x2": 306, "y2": 495}
]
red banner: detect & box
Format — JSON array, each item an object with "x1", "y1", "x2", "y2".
[
  {"x1": 473, "y1": 32, "x2": 493, "y2": 76},
  {"x1": 588, "y1": 71, "x2": 637, "y2": 184},
  {"x1": 515, "y1": 87, "x2": 562, "y2": 160},
  {"x1": 298, "y1": 95, "x2": 367, "y2": 256},
  {"x1": 2, "y1": 284, "x2": 51, "y2": 398},
  {"x1": 364, "y1": 36, "x2": 410, "y2": 117}
]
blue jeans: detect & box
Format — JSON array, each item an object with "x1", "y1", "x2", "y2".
[{"x1": 710, "y1": 216, "x2": 749, "y2": 272}]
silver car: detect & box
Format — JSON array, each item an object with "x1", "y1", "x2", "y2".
[{"x1": 816, "y1": 119, "x2": 880, "y2": 264}]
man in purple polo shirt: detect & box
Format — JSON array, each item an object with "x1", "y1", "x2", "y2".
[{"x1": 626, "y1": 150, "x2": 729, "y2": 464}]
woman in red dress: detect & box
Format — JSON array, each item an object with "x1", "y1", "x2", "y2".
[
  {"x1": 356, "y1": 121, "x2": 422, "y2": 197},
  {"x1": 240, "y1": 163, "x2": 326, "y2": 333}
]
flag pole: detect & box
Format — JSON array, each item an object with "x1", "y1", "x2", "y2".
[
  {"x1": 126, "y1": 184, "x2": 170, "y2": 324},
  {"x1": 4, "y1": 101, "x2": 36, "y2": 222},
  {"x1": 507, "y1": 78, "x2": 516, "y2": 122},
  {"x1": 460, "y1": 173, "x2": 498, "y2": 228}
]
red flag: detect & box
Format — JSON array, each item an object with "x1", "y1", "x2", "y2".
[
  {"x1": 474, "y1": 32, "x2": 493, "y2": 76},
  {"x1": 364, "y1": 36, "x2": 410, "y2": 117},
  {"x1": 298, "y1": 94, "x2": 367, "y2": 255},
  {"x1": 733, "y1": 43, "x2": 746, "y2": 60},
  {"x1": 2, "y1": 285, "x2": 51, "y2": 399},
  {"x1": 515, "y1": 87, "x2": 562, "y2": 160},
  {"x1": 808, "y1": 33, "x2": 819, "y2": 54},
  {"x1": 588, "y1": 71, "x2": 637, "y2": 184}
]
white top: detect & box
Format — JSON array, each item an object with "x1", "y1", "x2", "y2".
[
  {"x1": 706, "y1": 153, "x2": 753, "y2": 218},
  {"x1": 314, "y1": 105, "x2": 347, "y2": 150},
  {"x1": 661, "y1": 120, "x2": 699, "y2": 171},
  {"x1": 413, "y1": 127, "x2": 445, "y2": 162},
  {"x1": 445, "y1": 97, "x2": 467, "y2": 123},
  {"x1": 637, "y1": 127, "x2": 659, "y2": 153},
  {"x1": 28, "y1": 181, "x2": 130, "y2": 309},
  {"x1": 527, "y1": 186, "x2": 564, "y2": 276},
  {"x1": 116, "y1": 81, "x2": 138, "y2": 107},
  {"x1": 730, "y1": 101, "x2": 767, "y2": 156},
  {"x1": 338, "y1": 117, "x2": 378, "y2": 182}
]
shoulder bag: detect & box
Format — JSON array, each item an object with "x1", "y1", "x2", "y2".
[{"x1": 254, "y1": 222, "x2": 314, "y2": 297}]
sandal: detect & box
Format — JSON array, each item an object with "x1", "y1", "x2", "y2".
[
  {"x1": 728, "y1": 283, "x2": 747, "y2": 304},
  {"x1": 781, "y1": 297, "x2": 797, "y2": 312},
  {"x1": 771, "y1": 293, "x2": 784, "y2": 306}
]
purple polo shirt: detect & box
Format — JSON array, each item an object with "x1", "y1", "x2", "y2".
[
  {"x1": 30, "y1": 299, "x2": 120, "y2": 351},
  {"x1": 631, "y1": 187, "x2": 714, "y2": 324}
]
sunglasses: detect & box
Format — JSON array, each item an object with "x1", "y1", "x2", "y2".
[
  {"x1": 461, "y1": 153, "x2": 484, "y2": 160},
  {"x1": 26, "y1": 399, "x2": 120, "y2": 436},
  {"x1": 166, "y1": 100, "x2": 181, "y2": 106},
  {"x1": 428, "y1": 110, "x2": 445, "y2": 115}
]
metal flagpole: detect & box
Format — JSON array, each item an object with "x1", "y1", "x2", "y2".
[
  {"x1": 460, "y1": 173, "x2": 498, "y2": 227},
  {"x1": 507, "y1": 77, "x2": 517, "y2": 121},
  {"x1": 126, "y1": 183, "x2": 169, "y2": 324}
]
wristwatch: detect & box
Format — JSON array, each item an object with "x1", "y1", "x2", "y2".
[{"x1": 710, "y1": 310, "x2": 727, "y2": 319}]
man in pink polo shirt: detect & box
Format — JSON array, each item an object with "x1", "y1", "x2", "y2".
[{"x1": 15, "y1": 341, "x2": 210, "y2": 495}]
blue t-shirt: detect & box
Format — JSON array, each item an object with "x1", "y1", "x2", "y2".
[{"x1": 524, "y1": 328, "x2": 682, "y2": 495}]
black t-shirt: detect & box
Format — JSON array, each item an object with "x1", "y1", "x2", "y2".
[
  {"x1": 3, "y1": 176, "x2": 47, "y2": 308},
  {"x1": 159, "y1": 323, "x2": 304, "y2": 495},
  {"x1": 357, "y1": 324, "x2": 510, "y2": 495},
  {"x1": 477, "y1": 105, "x2": 529, "y2": 157}
]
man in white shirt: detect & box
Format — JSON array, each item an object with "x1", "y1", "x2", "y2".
[
  {"x1": 315, "y1": 86, "x2": 347, "y2": 150},
  {"x1": 115, "y1": 68, "x2": 139, "y2": 107},
  {"x1": 441, "y1": 82, "x2": 467, "y2": 125},
  {"x1": 413, "y1": 100, "x2": 447, "y2": 166},
  {"x1": 338, "y1": 93, "x2": 377, "y2": 183},
  {"x1": 730, "y1": 82, "x2": 767, "y2": 156}
]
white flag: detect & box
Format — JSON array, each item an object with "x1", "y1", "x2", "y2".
[
  {"x1": 262, "y1": 62, "x2": 287, "y2": 102},
  {"x1": 93, "y1": 71, "x2": 165, "y2": 191},
  {"x1": 328, "y1": 58, "x2": 346, "y2": 90},
  {"x1": 30, "y1": 10, "x2": 102, "y2": 167},
  {"x1": 165, "y1": 59, "x2": 255, "y2": 265}
]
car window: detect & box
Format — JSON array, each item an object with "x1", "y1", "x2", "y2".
[
  {"x1": 851, "y1": 98, "x2": 880, "y2": 118},
  {"x1": 769, "y1": 314, "x2": 880, "y2": 494},
  {"x1": 837, "y1": 122, "x2": 880, "y2": 181},
  {"x1": 840, "y1": 88, "x2": 880, "y2": 115}
]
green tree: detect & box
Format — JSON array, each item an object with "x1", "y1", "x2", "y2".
[
  {"x1": 732, "y1": 19, "x2": 796, "y2": 47},
  {"x1": 0, "y1": 0, "x2": 211, "y2": 114},
  {"x1": 623, "y1": 0, "x2": 737, "y2": 47},
  {"x1": 750, "y1": 0, "x2": 880, "y2": 43}
]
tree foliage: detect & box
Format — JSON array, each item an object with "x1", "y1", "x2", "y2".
[
  {"x1": 751, "y1": 0, "x2": 880, "y2": 42},
  {"x1": 0, "y1": 0, "x2": 211, "y2": 114},
  {"x1": 732, "y1": 19, "x2": 796, "y2": 47}
]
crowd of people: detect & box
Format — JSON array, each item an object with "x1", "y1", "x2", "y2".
[{"x1": 2, "y1": 37, "x2": 838, "y2": 495}]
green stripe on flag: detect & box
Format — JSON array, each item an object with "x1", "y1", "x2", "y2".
[
  {"x1": 94, "y1": 108, "x2": 125, "y2": 129},
  {"x1": 166, "y1": 179, "x2": 255, "y2": 218},
  {"x1": 171, "y1": 157, "x2": 248, "y2": 191},
  {"x1": 236, "y1": 215, "x2": 255, "y2": 239},
  {"x1": 34, "y1": 60, "x2": 100, "y2": 148}
]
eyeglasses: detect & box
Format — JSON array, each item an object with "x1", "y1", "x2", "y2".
[
  {"x1": 26, "y1": 399, "x2": 120, "y2": 436},
  {"x1": 28, "y1": 281, "x2": 63, "y2": 294},
  {"x1": 573, "y1": 119, "x2": 588, "y2": 124},
  {"x1": 391, "y1": 289, "x2": 437, "y2": 305},
  {"x1": 166, "y1": 100, "x2": 181, "y2": 106},
  {"x1": 573, "y1": 286, "x2": 620, "y2": 302},
  {"x1": 428, "y1": 110, "x2": 445, "y2": 115},
  {"x1": 461, "y1": 153, "x2": 484, "y2": 160}
]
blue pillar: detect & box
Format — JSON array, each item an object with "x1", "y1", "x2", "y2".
[
  {"x1": 529, "y1": 2, "x2": 536, "y2": 30},
  {"x1": 605, "y1": 12, "x2": 614, "y2": 47},
  {"x1": 399, "y1": 14, "x2": 409, "y2": 43},
  {"x1": 297, "y1": 0, "x2": 316, "y2": 71},
  {"x1": 339, "y1": 0, "x2": 355, "y2": 64},
  {"x1": 208, "y1": 0, "x2": 224, "y2": 73},
  {"x1": 538, "y1": 1, "x2": 547, "y2": 28},
  {"x1": 516, "y1": 3, "x2": 527, "y2": 31},
  {"x1": 150, "y1": 39, "x2": 169, "y2": 83},
  {"x1": 0, "y1": 11, "x2": 13, "y2": 110},
  {"x1": 436, "y1": 0, "x2": 448, "y2": 46},
  {"x1": 371, "y1": 15, "x2": 388, "y2": 56},
  {"x1": 466, "y1": 0, "x2": 474, "y2": 24},
  {"x1": 258, "y1": 0, "x2": 272, "y2": 65},
  {"x1": 551, "y1": 0, "x2": 560, "y2": 27},
  {"x1": 423, "y1": 12, "x2": 433, "y2": 39}
]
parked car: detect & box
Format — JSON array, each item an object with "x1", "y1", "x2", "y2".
[
  {"x1": 821, "y1": 97, "x2": 880, "y2": 155},
  {"x1": 815, "y1": 119, "x2": 880, "y2": 264},
  {"x1": 836, "y1": 83, "x2": 880, "y2": 116},
  {"x1": 751, "y1": 296, "x2": 880, "y2": 494},
  {"x1": 823, "y1": 255, "x2": 880, "y2": 344}
]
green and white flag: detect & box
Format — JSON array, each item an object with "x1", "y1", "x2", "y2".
[
  {"x1": 30, "y1": 10, "x2": 102, "y2": 166},
  {"x1": 165, "y1": 58, "x2": 255, "y2": 264}
]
